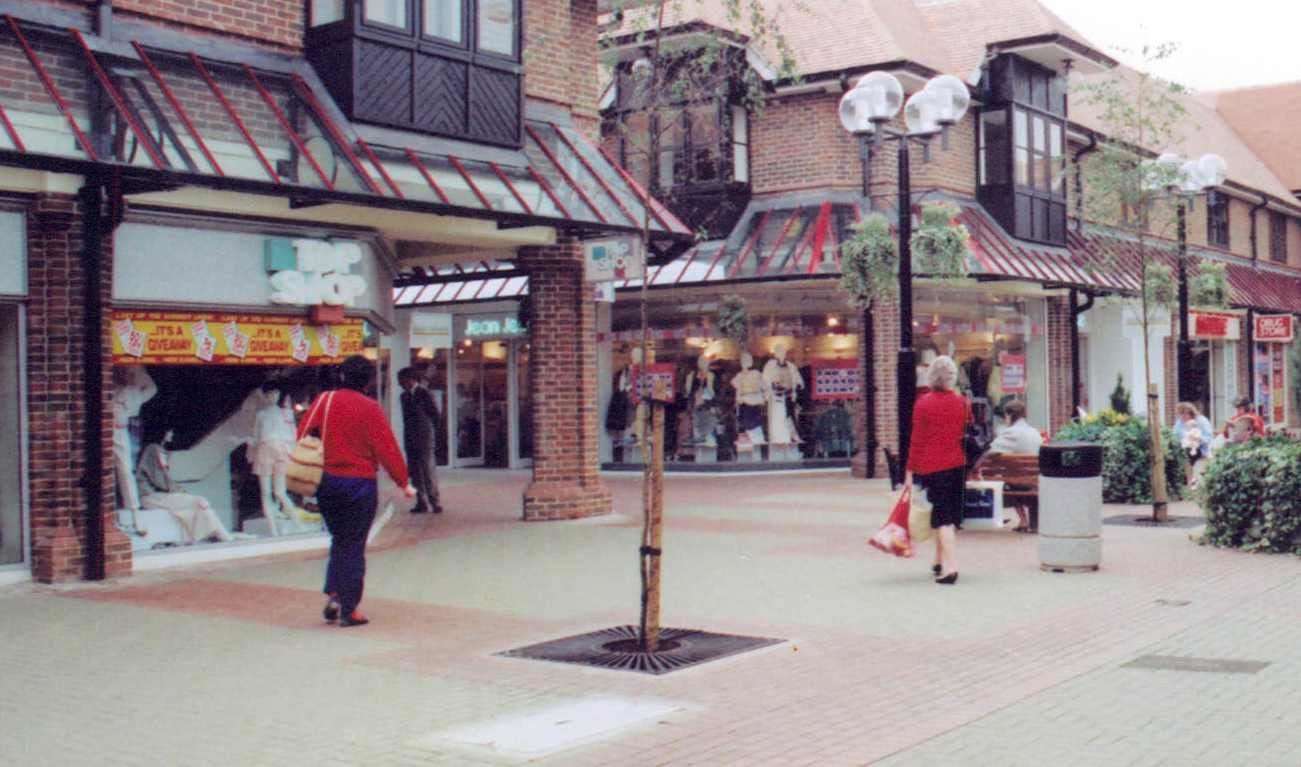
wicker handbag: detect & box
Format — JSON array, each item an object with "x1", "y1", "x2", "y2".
[{"x1": 286, "y1": 392, "x2": 335, "y2": 498}]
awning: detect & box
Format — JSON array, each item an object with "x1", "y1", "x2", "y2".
[
  {"x1": 959, "y1": 204, "x2": 1126, "y2": 290},
  {"x1": 0, "y1": 15, "x2": 690, "y2": 243}
]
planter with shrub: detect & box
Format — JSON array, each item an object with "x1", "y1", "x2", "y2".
[
  {"x1": 1054, "y1": 410, "x2": 1187, "y2": 504},
  {"x1": 1198, "y1": 437, "x2": 1301, "y2": 555}
]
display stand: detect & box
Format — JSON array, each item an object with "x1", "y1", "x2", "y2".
[
  {"x1": 624, "y1": 443, "x2": 645, "y2": 466},
  {"x1": 735, "y1": 444, "x2": 762, "y2": 463},
  {"x1": 767, "y1": 444, "x2": 801, "y2": 463}
]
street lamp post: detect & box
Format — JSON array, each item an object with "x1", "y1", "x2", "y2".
[
  {"x1": 840, "y1": 72, "x2": 970, "y2": 479},
  {"x1": 1154, "y1": 152, "x2": 1228, "y2": 403}
]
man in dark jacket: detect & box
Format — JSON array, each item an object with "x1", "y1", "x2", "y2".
[{"x1": 399, "y1": 367, "x2": 442, "y2": 514}]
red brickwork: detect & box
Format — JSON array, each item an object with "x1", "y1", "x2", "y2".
[
  {"x1": 852, "y1": 296, "x2": 899, "y2": 478},
  {"x1": 1163, "y1": 327, "x2": 1177, "y2": 425},
  {"x1": 115, "y1": 0, "x2": 303, "y2": 51},
  {"x1": 518, "y1": 237, "x2": 611, "y2": 520},
  {"x1": 1046, "y1": 296, "x2": 1074, "y2": 435},
  {"x1": 525, "y1": 0, "x2": 600, "y2": 129},
  {"x1": 26, "y1": 193, "x2": 131, "y2": 583}
]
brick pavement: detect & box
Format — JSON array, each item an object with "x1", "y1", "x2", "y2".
[{"x1": 1, "y1": 470, "x2": 1298, "y2": 766}]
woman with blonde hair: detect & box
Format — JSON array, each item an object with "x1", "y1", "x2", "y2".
[{"x1": 905, "y1": 355, "x2": 969, "y2": 584}]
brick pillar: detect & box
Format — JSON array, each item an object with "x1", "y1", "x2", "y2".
[
  {"x1": 27, "y1": 193, "x2": 131, "y2": 582},
  {"x1": 853, "y1": 297, "x2": 899, "y2": 478},
  {"x1": 1046, "y1": 296, "x2": 1075, "y2": 435},
  {"x1": 518, "y1": 237, "x2": 612, "y2": 520},
  {"x1": 1163, "y1": 332, "x2": 1177, "y2": 424}
]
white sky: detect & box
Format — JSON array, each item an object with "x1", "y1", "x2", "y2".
[{"x1": 1037, "y1": 0, "x2": 1301, "y2": 91}]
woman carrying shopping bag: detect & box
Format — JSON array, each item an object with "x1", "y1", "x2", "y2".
[{"x1": 905, "y1": 356, "x2": 969, "y2": 585}]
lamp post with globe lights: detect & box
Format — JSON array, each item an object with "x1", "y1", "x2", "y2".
[
  {"x1": 839, "y1": 71, "x2": 970, "y2": 479},
  {"x1": 1149, "y1": 151, "x2": 1228, "y2": 403}
]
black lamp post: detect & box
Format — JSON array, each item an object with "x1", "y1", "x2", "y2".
[{"x1": 840, "y1": 72, "x2": 970, "y2": 477}]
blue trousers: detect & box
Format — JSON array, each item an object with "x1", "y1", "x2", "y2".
[{"x1": 318, "y1": 474, "x2": 378, "y2": 616}]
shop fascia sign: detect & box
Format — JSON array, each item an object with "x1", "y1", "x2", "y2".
[
  {"x1": 265, "y1": 238, "x2": 368, "y2": 307},
  {"x1": 1190, "y1": 310, "x2": 1241, "y2": 341},
  {"x1": 461, "y1": 313, "x2": 527, "y2": 340},
  {"x1": 1254, "y1": 314, "x2": 1294, "y2": 343},
  {"x1": 583, "y1": 236, "x2": 644, "y2": 282}
]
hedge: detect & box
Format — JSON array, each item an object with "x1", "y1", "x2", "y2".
[
  {"x1": 1054, "y1": 410, "x2": 1187, "y2": 504},
  {"x1": 1198, "y1": 438, "x2": 1301, "y2": 555}
]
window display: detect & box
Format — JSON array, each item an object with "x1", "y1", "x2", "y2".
[{"x1": 0, "y1": 304, "x2": 22, "y2": 566}]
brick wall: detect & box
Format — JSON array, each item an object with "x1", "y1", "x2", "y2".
[
  {"x1": 518, "y1": 237, "x2": 612, "y2": 520},
  {"x1": 852, "y1": 296, "x2": 899, "y2": 479},
  {"x1": 27, "y1": 193, "x2": 131, "y2": 583},
  {"x1": 525, "y1": 0, "x2": 600, "y2": 129},
  {"x1": 1046, "y1": 296, "x2": 1074, "y2": 435},
  {"x1": 115, "y1": 0, "x2": 303, "y2": 50},
  {"x1": 751, "y1": 92, "x2": 860, "y2": 196}
]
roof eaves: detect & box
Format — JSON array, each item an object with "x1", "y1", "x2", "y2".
[{"x1": 988, "y1": 33, "x2": 1119, "y2": 72}]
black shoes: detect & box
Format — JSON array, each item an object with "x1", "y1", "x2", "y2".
[
  {"x1": 339, "y1": 610, "x2": 369, "y2": 627},
  {"x1": 932, "y1": 564, "x2": 942, "y2": 576},
  {"x1": 323, "y1": 597, "x2": 340, "y2": 622},
  {"x1": 935, "y1": 572, "x2": 959, "y2": 585},
  {"x1": 411, "y1": 506, "x2": 428, "y2": 514},
  {"x1": 432, "y1": 504, "x2": 443, "y2": 514}
]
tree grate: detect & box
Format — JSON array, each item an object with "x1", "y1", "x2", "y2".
[
  {"x1": 497, "y1": 625, "x2": 785, "y2": 676},
  {"x1": 1122, "y1": 655, "x2": 1270, "y2": 674},
  {"x1": 1103, "y1": 514, "x2": 1207, "y2": 529}
]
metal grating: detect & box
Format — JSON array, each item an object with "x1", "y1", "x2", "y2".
[
  {"x1": 497, "y1": 625, "x2": 784, "y2": 676},
  {"x1": 1103, "y1": 514, "x2": 1207, "y2": 529},
  {"x1": 1122, "y1": 655, "x2": 1270, "y2": 674}
]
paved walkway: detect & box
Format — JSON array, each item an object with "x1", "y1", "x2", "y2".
[{"x1": 2, "y1": 470, "x2": 1298, "y2": 766}]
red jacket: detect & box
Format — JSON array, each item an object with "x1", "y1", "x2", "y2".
[
  {"x1": 907, "y1": 389, "x2": 971, "y2": 475},
  {"x1": 297, "y1": 389, "x2": 410, "y2": 487}
]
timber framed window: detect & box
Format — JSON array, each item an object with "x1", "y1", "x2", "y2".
[
  {"x1": 1207, "y1": 195, "x2": 1230, "y2": 249},
  {"x1": 1270, "y1": 210, "x2": 1287, "y2": 263}
]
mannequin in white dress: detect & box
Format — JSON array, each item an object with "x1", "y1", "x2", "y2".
[
  {"x1": 762, "y1": 342, "x2": 804, "y2": 445},
  {"x1": 731, "y1": 352, "x2": 768, "y2": 448},
  {"x1": 111, "y1": 366, "x2": 157, "y2": 533},
  {"x1": 248, "y1": 383, "x2": 298, "y2": 535},
  {"x1": 684, "y1": 354, "x2": 718, "y2": 446}
]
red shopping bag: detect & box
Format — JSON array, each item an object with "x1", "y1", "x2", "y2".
[{"x1": 868, "y1": 486, "x2": 914, "y2": 558}]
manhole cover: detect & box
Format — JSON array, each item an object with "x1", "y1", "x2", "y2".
[
  {"x1": 1103, "y1": 514, "x2": 1206, "y2": 529},
  {"x1": 1122, "y1": 655, "x2": 1270, "y2": 674},
  {"x1": 498, "y1": 625, "x2": 784, "y2": 675}
]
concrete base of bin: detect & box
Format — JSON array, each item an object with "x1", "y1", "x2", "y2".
[{"x1": 1039, "y1": 535, "x2": 1101, "y2": 572}]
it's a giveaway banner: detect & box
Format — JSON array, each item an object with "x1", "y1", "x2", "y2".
[{"x1": 112, "y1": 311, "x2": 364, "y2": 365}]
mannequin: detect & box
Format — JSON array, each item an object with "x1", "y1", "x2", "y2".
[
  {"x1": 623, "y1": 347, "x2": 648, "y2": 451},
  {"x1": 731, "y1": 352, "x2": 768, "y2": 448},
  {"x1": 248, "y1": 382, "x2": 298, "y2": 535},
  {"x1": 138, "y1": 429, "x2": 236, "y2": 544},
  {"x1": 684, "y1": 354, "x2": 718, "y2": 447},
  {"x1": 762, "y1": 342, "x2": 805, "y2": 445},
  {"x1": 112, "y1": 367, "x2": 158, "y2": 533}
]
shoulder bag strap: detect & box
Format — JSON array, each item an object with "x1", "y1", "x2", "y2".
[{"x1": 320, "y1": 391, "x2": 336, "y2": 456}]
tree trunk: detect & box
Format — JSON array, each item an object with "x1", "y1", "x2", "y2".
[
  {"x1": 641, "y1": 402, "x2": 665, "y2": 652},
  {"x1": 1147, "y1": 384, "x2": 1169, "y2": 522}
]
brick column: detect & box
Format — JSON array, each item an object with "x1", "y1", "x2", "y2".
[
  {"x1": 27, "y1": 193, "x2": 131, "y2": 582},
  {"x1": 1046, "y1": 296, "x2": 1075, "y2": 435},
  {"x1": 517, "y1": 237, "x2": 612, "y2": 520},
  {"x1": 852, "y1": 297, "x2": 899, "y2": 479}
]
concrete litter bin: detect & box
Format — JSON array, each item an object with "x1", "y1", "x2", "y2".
[{"x1": 1037, "y1": 441, "x2": 1104, "y2": 572}]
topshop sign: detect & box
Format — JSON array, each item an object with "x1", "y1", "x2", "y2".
[{"x1": 265, "y1": 238, "x2": 368, "y2": 307}]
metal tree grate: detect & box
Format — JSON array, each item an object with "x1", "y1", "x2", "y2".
[
  {"x1": 497, "y1": 625, "x2": 784, "y2": 676},
  {"x1": 1103, "y1": 514, "x2": 1207, "y2": 529}
]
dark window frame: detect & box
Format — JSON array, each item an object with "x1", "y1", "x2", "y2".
[
  {"x1": 1270, "y1": 210, "x2": 1288, "y2": 263},
  {"x1": 1207, "y1": 194, "x2": 1231, "y2": 249},
  {"x1": 308, "y1": 0, "x2": 522, "y2": 63}
]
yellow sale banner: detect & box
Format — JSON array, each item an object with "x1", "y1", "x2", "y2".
[{"x1": 111, "y1": 310, "x2": 365, "y2": 366}]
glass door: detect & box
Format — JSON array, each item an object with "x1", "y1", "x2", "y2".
[
  {"x1": 482, "y1": 341, "x2": 510, "y2": 467},
  {"x1": 515, "y1": 340, "x2": 533, "y2": 465},
  {"x1": 455, "y1": 341, "x2": 483, "y2": 466}
]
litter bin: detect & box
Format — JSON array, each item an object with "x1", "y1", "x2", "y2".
[{"x1": 1038, "y1": 441, "x2": 1104, "y2": 572}]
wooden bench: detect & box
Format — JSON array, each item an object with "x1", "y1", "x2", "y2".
[{"x1": 970, "y1": 453, "x2": 1040, "y2": 530}]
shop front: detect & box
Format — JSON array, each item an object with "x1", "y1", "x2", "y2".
[
  {"x1": 110, "y1": 217, "x2": 396, "y2": 556},
  {"x1": 1251, "y1": 313, "x2": 1296, "y2": 429},
  {"x1": 1185, "y1": 309, "x2": 1244, "y2": 427},
  {"x1": 0, "y1": 208, "x2": 27, "y2": 577}
]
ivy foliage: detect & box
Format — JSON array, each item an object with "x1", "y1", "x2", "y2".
[
  {"x1": 1056, "y1": 411, "x2": 1187, "y2": 503},
  {"x1": 716, "y1": 293, "x2": 750, "y2": 344},
  {"x1": 1198, "y1": 438, "x2": 1301, "y2": 555},
  {"x1": 911, "y1": 203, "x2": 971, "y2": 279}
]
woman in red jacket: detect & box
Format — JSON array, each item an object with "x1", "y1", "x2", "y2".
[
  {"x1": 905, "y1": 355, "x2": 969, "y2": 585},
  {"x1": 298, "y1": 355, "x2": 414, "y2": 627}
]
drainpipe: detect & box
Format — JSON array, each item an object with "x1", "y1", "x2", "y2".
[
  {"x1": 80, "y1": 180, "x2": 107, "y2": 581},
  {"x1": 1072, "y1": 131, "x2": 1098, "y2": 234},
  {"x1": 1070, "y1": 289, "x2": 1095, "y2": 418},
  {"x1": 1249, "y1": 194, "x2": 1269, "y2": 262}
]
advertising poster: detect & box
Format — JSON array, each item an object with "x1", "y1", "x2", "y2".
[
  {"x1": 111, "y1": 310, "x2": 364, "y2": 366},
  {"x1": 999, "y1": 352, "x2": 1027, "y2": 394},
  {"x1": 811, "y1": 359, "x2": 860, "y2": 401}
]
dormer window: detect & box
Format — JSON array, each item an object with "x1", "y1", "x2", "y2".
[
  {"x1": 978, "y1": 54, "x2": 1068, "y2": 245},
  {"x1": 306, "y1": 0, "x2": 522, "y2": 146}
]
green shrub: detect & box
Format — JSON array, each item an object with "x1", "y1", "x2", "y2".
[
  {"x1": 1055, "y1": 411, "x2": 1187, "y2": 504},
  {"x1": 1198, "y1": 438, "x2": 1301, "y2": 555}
]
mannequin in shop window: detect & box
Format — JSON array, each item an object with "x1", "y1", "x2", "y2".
[
  {"x1": 138, "y1": 428, "x2": 237, "y2": 544},
  {"x1": 732, "y1": 352, "x2": 768, "y2": 450},
  {"x1": 248, "y1": 382, "x2": 299, "y2": 535},
  {"x1": 685, "y1": 354, "x2": 718, "y2": 447},
  {"x1": 621, "y1": 347, "x2": 648, "y2": 452},
  {"x1": 112, "y1": 366, "x2": 158, "y2": 533},
  {"x1": 763, "y1": 342, "x2": 804, "y2": 445}
]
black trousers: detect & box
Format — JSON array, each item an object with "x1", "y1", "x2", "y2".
[
  {"x1": 318, "y1": 474, "x2": 378, "y2": 616},
  {"x1": 406, "y1": 445, "x2": 439, "y2": 511}
]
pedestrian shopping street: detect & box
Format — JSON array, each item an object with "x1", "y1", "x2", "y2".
[{"x1": 3, "y1": 470, "x2": 1298, "y2": 766}]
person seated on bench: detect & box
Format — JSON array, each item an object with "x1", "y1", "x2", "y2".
[{"x1": 983, "y1": 400, "x2": 1042, "y2": 532}]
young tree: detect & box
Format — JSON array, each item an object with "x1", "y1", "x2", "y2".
[
  {"x1": 602, "y1": 0, "x2": 800, "y2": 651},
  {"x1": 1077, "y1": 44, "x2": 1200, "y2": 522}
]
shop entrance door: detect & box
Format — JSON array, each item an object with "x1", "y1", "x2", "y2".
[
  {"x1": 1187, "y1": 341, "x2": 1212, "y2": 419},
  {"x1": 452, "y1": 339, "x2": 531, "y2": 468}
]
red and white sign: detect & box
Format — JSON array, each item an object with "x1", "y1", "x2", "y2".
[
  {"x1": 811, "y1": 359, "x2": 860, "y2": 401},
  {"x1": 1191, "y1": 311, "x2": 1241, "y2": 341},
  {"x1": 1254, "y1": 314, "x2": 1295, "y2": 343},
  {"x1": 635, "y1": 363, "x2": 677, "y2": 404},
  {"x1": 1000, "y1": 352, "x2": 1027, "y2": 394}
]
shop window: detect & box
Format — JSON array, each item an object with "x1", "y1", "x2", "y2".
[
  {"x1": 0, "y1": 305, "x2": 21, "y2": 566},
  {"x1": 306, "y1": 0, "x2": 523, "y2": 146},
  {"x1": 731, "y1": 104, "x2": 750, "y2": 184},
  {"x1": 977, "y1": 55, "x2": 1067, "y2": 246},
  {"x1": 1270, "y1": 211, "x2": 1288, "y2": 263},
  {"x1": 1207, "y1": 195, "x2": 1230, "y2": 248}
]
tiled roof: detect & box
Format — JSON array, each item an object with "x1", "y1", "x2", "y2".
[{"x1": 1211, "y1": 82, "x2": 1301, "y2": 194}]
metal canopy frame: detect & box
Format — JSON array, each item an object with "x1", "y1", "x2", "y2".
[{"x1": 0, "y1": 15, "x2": 692, "y2": 244}]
